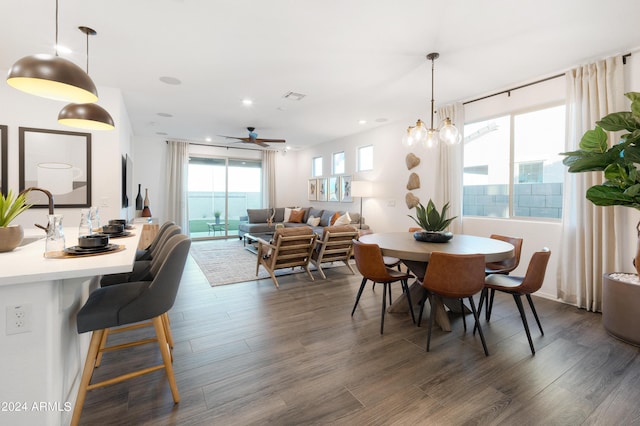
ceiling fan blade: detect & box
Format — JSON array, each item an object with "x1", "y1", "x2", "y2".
[{"x1": 255, "y1": 138, "x2": 286, "y2": 143}]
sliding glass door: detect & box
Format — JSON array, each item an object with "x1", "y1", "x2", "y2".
[{"x1": 187, "y1": 156, "x2": 262, "y2": 239}]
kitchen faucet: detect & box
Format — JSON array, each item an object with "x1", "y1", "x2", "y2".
[{"x1": 18, "y1": 187, "x2": 55, "y2": 232}]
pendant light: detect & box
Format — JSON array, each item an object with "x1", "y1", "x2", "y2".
[
  {"x1": 6, "y1": 0, "x2": 98, "y2": 103},
  {"x1": 58, "y1": 26, "x2": 114, "y2": 131},
  {"x1": 405, "y1": 52, "x2": 460, "y2": 148}
]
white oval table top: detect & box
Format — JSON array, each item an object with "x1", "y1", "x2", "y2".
[{"x1": 359, "y1": 232, "x2": 514, "y2": 263}]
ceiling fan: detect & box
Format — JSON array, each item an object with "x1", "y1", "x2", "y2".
[{"x1": 220, "y1": 127, "x2": 286, "y2": 147}]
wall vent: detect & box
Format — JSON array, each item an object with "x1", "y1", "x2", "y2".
[{"x1": 283, "y1": 91, "x2": 306, "y2": 101}]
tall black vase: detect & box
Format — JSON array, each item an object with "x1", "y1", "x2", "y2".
[{"x1": 135, "y1": 184, "x2": 143, "y2": 210}]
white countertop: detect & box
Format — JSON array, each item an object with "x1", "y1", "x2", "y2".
[{"x1": 0, "y1": 224, "x2": 142, "y2": 286}]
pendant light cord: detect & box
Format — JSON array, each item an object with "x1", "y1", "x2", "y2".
[
  {"x1": 429, "y1": 55, "x2": 435, "y2": 130},
  {"x1": 85, "y1": 30, "x2": 89, "y2": 74},
  {"x1": 54, "y1": 0, "x2": 59, "y2": 56}
]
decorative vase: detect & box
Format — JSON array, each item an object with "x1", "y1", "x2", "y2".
[
  {"x1": 602, "y1": 273, "x2": 640, "y2": 347},
  {"x1": 0, "y1": 225, "x2": 24, "y2": 252},
  {"x1": 413, "y1": 231, "x2": 453, "y2": 243},
  {"x1": 135, "y1": 184, "x2": 143, "y2": 211},
  {"x1": 141, "y1": 188, "x2": 152, "y2": 217}
]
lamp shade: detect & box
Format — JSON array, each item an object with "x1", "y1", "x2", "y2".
[
  {"x1": 6, "y1": 54, "x2": 98, "y2": 103},
  {"x1": 58, "y1": 103, "x2": 115, "y2": 130},
  {"x1": 351, "y1": 181, "x2": 373, "y2": 198}
]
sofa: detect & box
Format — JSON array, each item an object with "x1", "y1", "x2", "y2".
[{"x1": 238, "y1": 207, "x2": 369, "y2": 238}]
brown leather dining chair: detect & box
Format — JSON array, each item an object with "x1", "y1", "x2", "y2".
[
  {"x1": 419, "y1": 252, "x2": 489, "y2": 356},
  {"x1": 478, "y1": 248, "x2": 551, "y2": 355},
  {"x1": 483, "y1": 234, "x2": 523, "y2": 317},
  {"x1": 352, "y1": 240, "x2": 416, "y2": 334},
  {"x1": 372, "y1": 227, "x2": 423, "y2": 290}
]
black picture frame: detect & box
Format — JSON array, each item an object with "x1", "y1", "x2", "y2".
[
  {"x1": 0, "y1": 125, "x2": 7, "y2": 196},
  {"x1": 19, "y1": 127, "x2": 92, "y2": 208}
]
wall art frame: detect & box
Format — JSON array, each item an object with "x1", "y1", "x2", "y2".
[
  {"x1": 317, "y1": 178, "x2": 328, "y2": 202},
  {"x1": 340, "y1": 175, "x2": 352, "y2": 202},
  {"x1": 329, "y1": 176, "x2": 340, "y2": 202},
  {"x1": 19, "y1": 127, "x2": 92, "y2": 208},
  {"x1": 0, "y1": 125, "x2": 7, "y2": 196},
  {"x1": 307, "y1": 178, "x2": 317, "y2": 201}
]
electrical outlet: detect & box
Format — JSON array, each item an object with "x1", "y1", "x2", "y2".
[{"x1": 6, "y1": 304, "x2": 32, "y2": 335}]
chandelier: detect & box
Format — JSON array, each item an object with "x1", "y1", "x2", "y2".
[{"x1": 403, "y1": 52, "x2": 460, "y2": 148}]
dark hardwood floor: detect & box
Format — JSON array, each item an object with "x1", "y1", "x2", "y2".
[{"x1": 79, "y1": 240, "x2": 640, "y2": 425}]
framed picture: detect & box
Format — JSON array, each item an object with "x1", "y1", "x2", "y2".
[
  {"x1": 317, "y1": 178, "x2": 328, "y2": 202},
  {"x1": 0, "y1": 125, "x2": 7, "y2": 196},
  {"x1": 19, "y1": 127, "x2": 92, "y2": 208},
  {"x1": 329, "y1": 176, "x2": 340, "y2": 202},
  {"x1": 340, "y1": 175, "x2": 352, "y2": 202},
  {"x1": 307, "y1": 178, "x2": 317, "y2": 201}
]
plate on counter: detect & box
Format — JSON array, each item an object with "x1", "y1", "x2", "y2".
[{"x1": 64, "y1": 244, "x2": 121, "y2": 255}]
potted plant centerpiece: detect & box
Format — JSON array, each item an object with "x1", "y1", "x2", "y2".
[
  {"x1": 214, "y1": 211, "x2": 221, "y2": 225},
  {"x1": 408, "y1": 199, "x2": 457, "y2": 243},
  {"x1": 0, "y1": 189, "x2": 33, "y2": 252},
  {"x1": 561, "y1": 91, "x2": 640, "y2": 346}
]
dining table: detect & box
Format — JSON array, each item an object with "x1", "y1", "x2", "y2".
[{"x1": 359, "y1": 232, "x2": 515, "y2": 331}]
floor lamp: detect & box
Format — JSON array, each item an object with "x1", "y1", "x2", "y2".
[{"x1": 350, "y1": 181, "x2": 372, "y2": 229}]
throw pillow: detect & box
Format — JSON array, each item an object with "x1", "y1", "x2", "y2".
[
  {"x1": 306, "y1": 216, "x2": 321, "y2": 226},
  {"x1": 284, "y1": 207, "x2": 292, "y2": 222},
  {"x1": 288, "y1": 209, "x2": 305, "y2": 223},
  {"x1": 333, "y1": 212, "x2": 351, "y2": 226},
  {"x1": 330, "y1": 211, "x2": 341, "y2": 225}
]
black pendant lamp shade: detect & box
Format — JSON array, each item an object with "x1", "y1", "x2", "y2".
[
  {"x1": 7, "y1": 53, "x2": 99, "y2": 103},
  {"x1": 58, "y1": 102, "x2": 115, "y2": 130}
]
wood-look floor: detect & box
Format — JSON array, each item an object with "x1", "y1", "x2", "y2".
[{"x1": 79, "y1": 241, "x2": 640, "y2": 425}]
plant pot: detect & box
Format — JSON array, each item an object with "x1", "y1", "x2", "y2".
[
  {"x1": 602, "y1": 273, "x2": 640, "y2": 347},
  {"x1": 0, "y1": 225, "x2": 24, "y2": 252},
  {"x1": 413, "y1": 231, "x2": 453, "y2": 243}
]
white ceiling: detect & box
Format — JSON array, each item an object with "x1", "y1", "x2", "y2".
[{"x1": 1, "y1": 0, "x2": 640, "y2": 150}]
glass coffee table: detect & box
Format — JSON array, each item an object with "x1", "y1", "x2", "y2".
[{"x1": 243, "y1": 232, "x2": 274, "y2": 254}]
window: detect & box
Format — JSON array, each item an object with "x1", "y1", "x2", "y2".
[
  {"x1": 332, "y1": 151, "x2": 345, "y2": 174},
  {"x1": 357, "y1": 145, "x2": 373, "y2": 171},
  {"x1": 312, "y1": 156, "x2": 323, "y2": 177},
  {"x1": 463, "y1": 104, "x2": 565, "y2": 219}
]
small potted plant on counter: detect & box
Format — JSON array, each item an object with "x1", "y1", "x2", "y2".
[
  {"x1": 408, "y1": 198, "x2": 457, "y2": 243},
  {"x1": 0, "y1": 189, "x2": 33, "y2": 252}
]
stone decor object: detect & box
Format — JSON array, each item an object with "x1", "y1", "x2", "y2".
[
  {"x1": 405, "y1": 192, "x2": 420, "y2": 209},
  {"x1": 406, "y1": 173, "x2": 420, "y2": 190},
  {"x1": 406, "y1": 153, "x2": 420, "y2": 170}
]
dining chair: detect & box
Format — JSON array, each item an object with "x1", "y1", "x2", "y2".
[
  {"x1": 310, "y1": 225, "x2": 359, "y2": 279},
  {"x1": 478, "y1": 248, "x2": 551, "y2": 355},
  {"x1": 483, "y1": 234, "x2": 523, "y2": 317},
  {"x1": 372, "y1": 227, "x2": 422, "y2": 290},
  {"x1": 70, "y1": 234, "x2": 191, "y2": 426},
  {"x1": 351, "y1": 240, "x2": 415, "y2": 334},
  {"x1": 418, "y1": 252, "x2": 489, "y2": 356}
]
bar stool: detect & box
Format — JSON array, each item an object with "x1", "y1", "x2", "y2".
[{"x1": 136, "y1": 220, "x2": 177, "y2": 261}]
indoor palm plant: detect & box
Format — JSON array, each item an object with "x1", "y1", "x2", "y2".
[
  {"x1": 408, "y1": 198, "x2": 457, "y2": 242},
  {"x1": 0, "y1": 189, "x2": 33, "y2": 252},
  {"x1": 562, "y1": 91, "x2": 640, "y2": 273}
]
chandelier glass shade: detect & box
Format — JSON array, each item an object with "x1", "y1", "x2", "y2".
[
  {"x1": 404, "y1": 52, "x2": 460, "y2": 148},
  {"x1": 6, "y1": 1, "x2": 99, "y2": 104}
]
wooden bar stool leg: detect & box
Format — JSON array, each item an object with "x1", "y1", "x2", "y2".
[
  {"x1": 162, "y1": 313, "x2": 174, "y2": 350},
  {"x1": 95, "y1": 328, "x2": 109, "y2": 367},
  {"x1": 71, "y1": 329, "x2": 104, "y2": 426},
  {"x1": 153, "y1": 316, "x2": 180, "y2": 403}
]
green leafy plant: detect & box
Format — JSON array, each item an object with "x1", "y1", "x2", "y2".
[
  {"x1": 0, "y1": 190, "x2": 32, "y2": 227},
  {"x1": 561, "y1": 92, "x2": 640, "y2": 208},
  {"x1": 214, "y1": 211, "x2": 221, "y2": 218},
  {"x1": 408, "y1": 199, "x2": 457, "y2": 232}
]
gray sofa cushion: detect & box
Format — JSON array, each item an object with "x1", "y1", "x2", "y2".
[
  {"x1": 247, "y1": 209, "x2": 269, "y2": 223},
  {"x1": 273, "y1": 208, "x2": 285, "y2": 223},
  {"x1": 308, "y1": 207, "x2": 324, "y2": 220},
  {"x1": 320, "y1": 210, "x2": 341, "y2": 226}
]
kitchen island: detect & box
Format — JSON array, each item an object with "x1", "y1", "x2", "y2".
[{"x1": 0, "y1": 225, "x2": 142, "y2": 426}]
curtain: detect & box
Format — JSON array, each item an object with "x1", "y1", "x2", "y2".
[
  {"x1": 165, "y1": 140, "x2": 189, "y2": 233},
  {"x1": 436, "y1": 102, "x2": 464, "y2": 234},
  {"x1": 262, "y1": 150, "x2": 276, "y2": 208},
  {"x1": 557, "y1": 55, "x2": 625, "y2": 311}
]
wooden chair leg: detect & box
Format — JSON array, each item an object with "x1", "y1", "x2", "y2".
[
  {"x1": 95, "y1": 328, "x2": 110, "y2": 367},
  {"x1": 162, "y1": 313, "x2": 174, "y2": 349},
  {"x1": 351, "y1": 278, "x2": 368, "y2": 316},
  {"x1": 152, "y1": 316, "x2": 180, "y2": 403},
  {"x1": 71, "y1": 330, "x2": 104, "y2": 426}
]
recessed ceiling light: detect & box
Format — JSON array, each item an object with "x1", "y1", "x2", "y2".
[
  {"x1": 159, "y1": 76, "x2": 181, "y2": 85},
  {"x1": 157, "y1": 112, "x2": 173, "y2": 117},
  {"x1": 358, "y1": 120, "x2": 367, "y2": 125},
  {"x1": 205, "y1": 137, "x2": 212, "y2": 142},
  {"x1": 242, "y1": 98, "x2": 253, "y2": 106}
]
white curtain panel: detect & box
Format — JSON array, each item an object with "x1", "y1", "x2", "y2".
[
  {"x1": 165, "y1": 140, "x2": 189, "y2": 233},
  {"x1": 262, "y1": 150, "x2": 276, "y2": 208},
  {"x1": 436, "y1": 102, "x2": 464, "y2": 234},
  {"x1": 557, "y1": 55, "x2": 625, "y2": 311}
]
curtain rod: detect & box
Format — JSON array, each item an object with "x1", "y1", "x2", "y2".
[
  {"x1": 463, "y1": 53, "x2": 632, "y2": 106},
  {"x1": 165, "y1": 140, "x2": 278, "y2": 152}
]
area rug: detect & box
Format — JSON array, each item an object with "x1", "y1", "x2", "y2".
[{"x1": 190, "y1": 239, "x2": 354, "y2": 287}]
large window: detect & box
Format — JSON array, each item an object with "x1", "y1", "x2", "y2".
[
  {"x1": 333, "y1": 151, "x2": 345, "y2": 174},
  {"x1": 187, "y1": 157, "x2": 262, "y2": 238},
  {"x1": 312, "y1": 156, "x2": 323, "y2": 177},
  {"x1": 463, "y1": 104, "x2": 565, "y2": 219}
]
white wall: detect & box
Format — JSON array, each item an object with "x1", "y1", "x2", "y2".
[{"x1": 0, "y1": 73, "x2": 133, "y2": 232}]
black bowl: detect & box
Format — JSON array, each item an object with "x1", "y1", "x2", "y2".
[
  {"x1": 78, "y1": 234, "x2": 109, "y2": 248},
  {"x1": 102, "y1": 224, "x2": 125, "y2": 234},
  {"x1": 108, "y1": 219, "x2": 127, "y2": 226}
]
